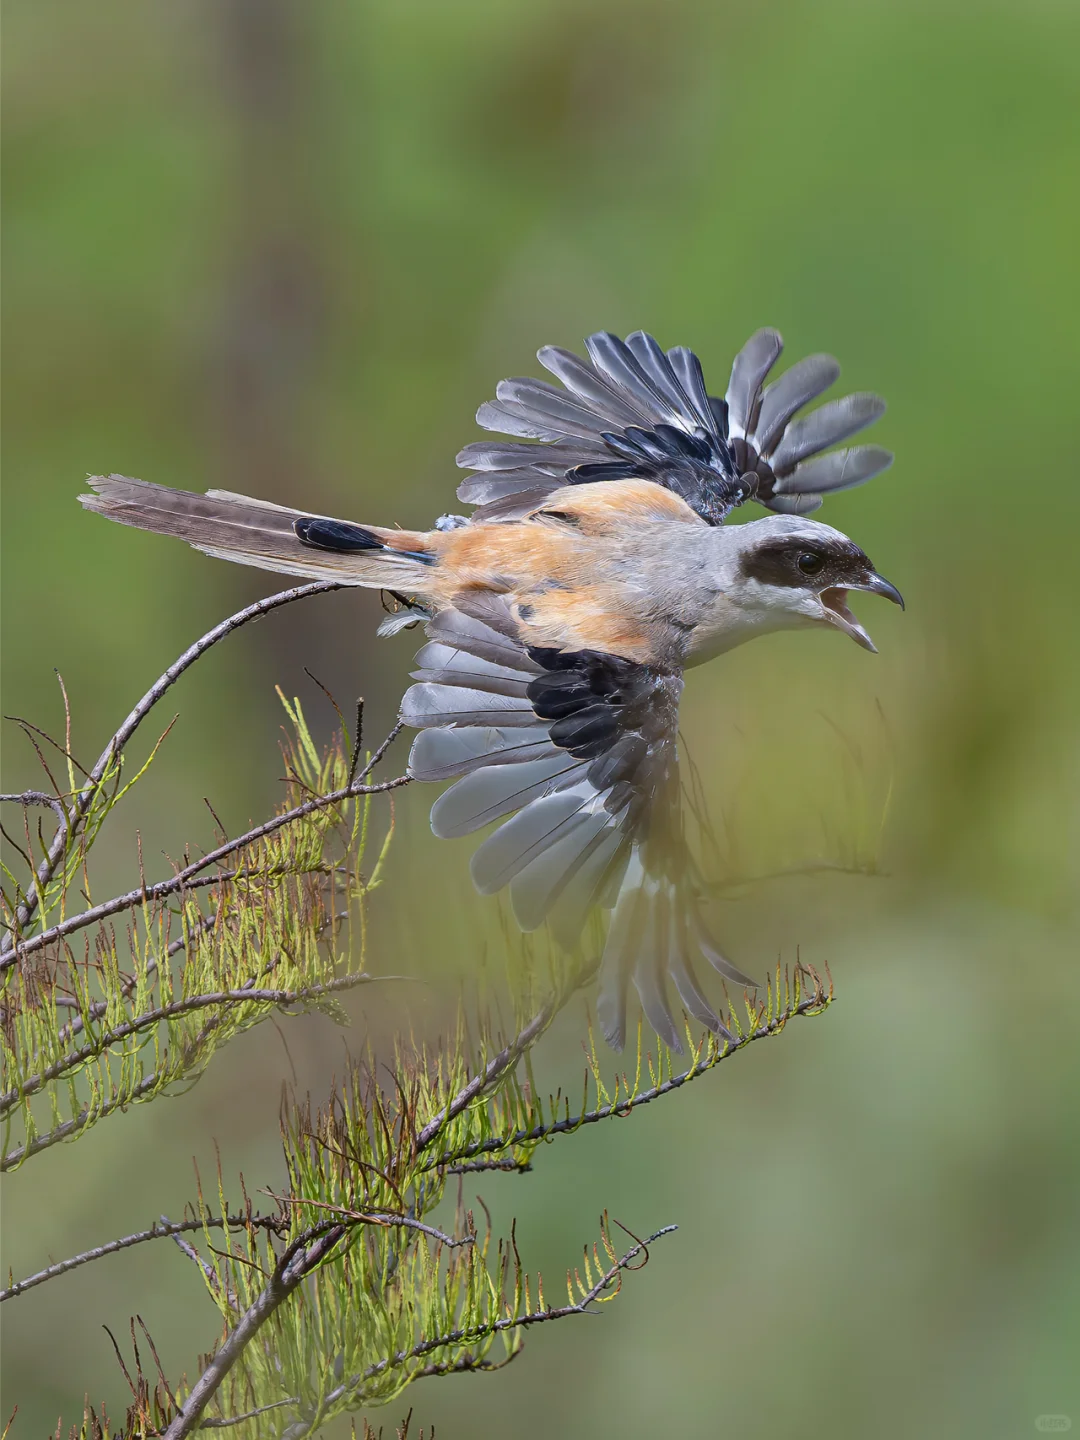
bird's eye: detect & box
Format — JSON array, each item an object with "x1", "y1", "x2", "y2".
[{"x1": 797, "y1": 552, "x2": 824, "y2": 575}]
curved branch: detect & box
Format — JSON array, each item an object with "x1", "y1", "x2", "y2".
[
  {"x1": 3, "y1": 1067, "x2": 165, "y2": 1170},
  {"x1": 1, "y1": 1203, "x2": 461, "y2": 1307},
  {"x1": 1, "y1": 973, "x2": 376, "y2": 1115},
  {"x1": 413, "y1": 994, "x2": 560, "y2": 1154},
  {"x1": 0, "y1": 1213, "x2": 285, "y2": 1302},
  {"x1": 1, "y1": 580, "x2": 349, "y2": 958},
  {"x1": 2, "y1": 769, "x2": 409, "y2": 970},
  {"x1": 422, "y1": 978, "x2": 830, "y2": 1172},
  {"x1": 0, "y1": 791, "x2": 69, "y2": 840}
]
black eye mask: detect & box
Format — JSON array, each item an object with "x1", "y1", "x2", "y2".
[{"x1": 739, "y1": 538, "x2": 871, "y2": 591}]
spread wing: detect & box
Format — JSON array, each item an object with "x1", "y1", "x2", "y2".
[
  {"x1": 400, "y1": 603, "x2": 755, "y2": 1052},
  {"x1": 456, "y1": 330, "x2": 892, "y2": 526}
]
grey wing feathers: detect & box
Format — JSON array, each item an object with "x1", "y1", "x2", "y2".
[
  {"x1": 425, "y1": 608, "x2": 543, "y2": 671},
  {"x1": 430, "y1": 754, "x2": 589, "y2": 839},
  {"x1": 401, "y1": 601, "x2": 753, "y2": 1052},
  {"x1": 400, "y1": 684, "x2": 539, "y2": 729},
  {"x1": 769, "y1": 393, "x2": 887, "y2": 472},
  {"x1": 457, "y1": 329, "x2": 893, "y2": 525},
  {"x1": 409, "y1": 726, "x2": 556, "y2": 781},
  {"x1": 725, "y1": 328, "x2": 783, "y2": 437},
  {"x1": 753, "y1": 354, "x2": 841, "y2": 455},
  {"x1": 726, "y1": 334, "x2": 892, "y2": 508},
  {"x1": 412, "y1": 641, "x2": 532, "y2": 698},
  {"x1": 775, "y1": 445, "x2": 894, "y2": 496},
  {"x1": 404, "y1": 610, "x2": 635, "y2": 936}
]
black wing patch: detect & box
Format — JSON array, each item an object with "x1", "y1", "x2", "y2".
[
  {"x1": 400, "y1": 604, "x2": 755, "y2": 1053},
  {"x1": 457, "y1": 329, "x2": 892, "y2": 525}
]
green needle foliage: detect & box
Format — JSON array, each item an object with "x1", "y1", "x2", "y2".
[
  {"x1": 1, "y1": 584, "x2": 832, "y2": 1438},
  {"x1": 1, "y1": 684, "x2": 389, "y2": 1171},
  {"x1": 173, "y1": 960, "x2": 824, "y2": 1437}
]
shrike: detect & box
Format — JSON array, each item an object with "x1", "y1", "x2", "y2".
[{"x1": 81, "y1": 328, "x2": 902, "y2": 1050}]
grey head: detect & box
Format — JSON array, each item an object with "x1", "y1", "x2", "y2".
[{"x1": 693, "y1": 515, "x2": 904, "y2": 661}]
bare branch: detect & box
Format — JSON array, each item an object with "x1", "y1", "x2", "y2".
[
  {"x1": 1, "y1": 1214, "x2": 286, "y2": 1302},
  {"x1": 0, "y1": 791, "x2": 69, "y2": 840},
  {"x1": 197, "y1": 1399, "x2": 296, "y2": 1431},
  {"x1": 356, "y1": 721, "x2": 404, "y2": 784},
  {"x1": 3, "y1": 1204, "x2": 468, "y2": 1310},
  {"x1": 169, "y1": 1223, "x2": 236, "y2": 1302},
  {"x1": 268, "y1": 1195, "x2": 472, "y2": 1250}
]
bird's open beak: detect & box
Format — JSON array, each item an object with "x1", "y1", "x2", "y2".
[{"x1": 820, "y1": 573, "x2": 904, "y2": 653}]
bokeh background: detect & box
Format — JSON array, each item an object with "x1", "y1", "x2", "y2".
[{"x1": 3, "y1": 1, "x2": 1079, "y2": 1435}]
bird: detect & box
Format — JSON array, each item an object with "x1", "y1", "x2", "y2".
[{"x1": 79, "y1": 328, "x2": 902, "y2": 1051}]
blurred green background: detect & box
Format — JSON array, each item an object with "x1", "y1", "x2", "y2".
[{"x1": 3, "y1": 0, "x2": 1079, "y2": 1435}]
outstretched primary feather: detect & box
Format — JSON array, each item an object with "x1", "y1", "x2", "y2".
[{"x1": 457, "y1": 328, "x2": 892, "y2": 525}]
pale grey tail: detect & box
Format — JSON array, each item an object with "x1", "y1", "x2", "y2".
[{"x1": 80, "y1": 475, "x2": 435, "y2": 588}]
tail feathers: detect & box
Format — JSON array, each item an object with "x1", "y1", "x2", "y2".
[
  {"x1": 596, "y1": 850, "x2": 756, "y2": 1054},
  {"x1": 80, "y1": 475, "x2": 436, "y2": 589}
]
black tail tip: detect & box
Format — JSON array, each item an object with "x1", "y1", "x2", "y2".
[{"x1": 294, "y1": 517, "x2": 383, "y2": 553}]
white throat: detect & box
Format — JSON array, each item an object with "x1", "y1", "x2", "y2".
[{"x1": 685, "y1": 589, "x2": 816, "y2": 666}]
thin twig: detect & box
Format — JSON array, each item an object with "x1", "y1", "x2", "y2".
[
  {"x1": 3, "y1": 767, "x2": 409, "y2": 969},
  {"x1": 0, "y1": 792, "x2": 69, "y2": 840},
  {"x1": 269, "y1": 1195, "x2": 472, "y2": 1250},
  {"x1": 200, "y1": 1224, "x2": 677, "y2": 1436},
  {"x1": 423, "y1": 980, "x2": 830, "y2": 1172},
  {"x1": 413, "y1": 994, "x2": 561, "y2": 1153},
  {"x1": 705, "y1": 859, "x2": 884, "y2": 894},
  {"x1": 2, "y1": 1068, "x2": 168, "y2": 1170},
  {"x1": 0, "y1": 1213, "x2": 286, "y2": 1302},
  {"x1": 169, "y1": 1222, "x2": 232, "y2": 1301},
  {"x1": 2, "y1": 973, "x2": 376, "y2": 1114},
  {"x1": 198, "y1": 1399, "x2": 296, "y2": 1431},
  {"x1": 1, "y1": 1204, "x2": 463, "y2": 1308},
  {"x1": 163, "y1": 1226, "x2": 349, "y2": 1440},
  {"x1": 1, "y1": 580, "x2": 349, "y2": 958},
  {"x1": 50, "y1": 913, "x2": 219, "y2": 1052},
  {"x1": 346, "y1": 700, "x2": 364, "y2": 786},
  {"x1": 355, "y1": 721, "x2": 404, "y2": 784}
]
